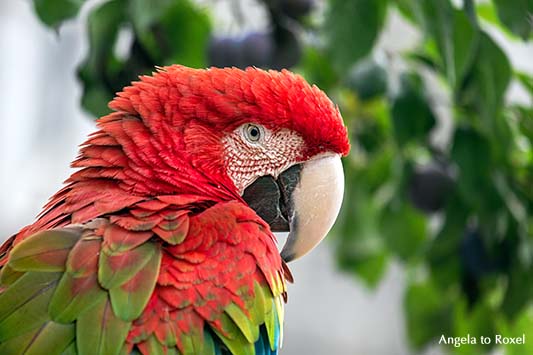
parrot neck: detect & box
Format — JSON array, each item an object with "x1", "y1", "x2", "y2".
[{"x1": 68, "y1": 113, "x2": 239, "y2": 201}]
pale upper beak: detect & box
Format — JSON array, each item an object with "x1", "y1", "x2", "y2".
[{"x1": 242, "y1": 154, "x2": 345, "y2": 262}]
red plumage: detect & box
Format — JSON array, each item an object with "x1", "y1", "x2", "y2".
[{"x1": 0, "y1": 65, "x2": 349, "y2": 354}]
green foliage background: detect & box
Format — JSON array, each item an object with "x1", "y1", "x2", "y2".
[{"x1": 31, "y1": 0, "x2": 533, "y2": 353}]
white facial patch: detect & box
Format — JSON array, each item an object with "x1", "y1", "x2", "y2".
[{"x1": 223, "y1": 126, "x2": 305, "y2": 193}]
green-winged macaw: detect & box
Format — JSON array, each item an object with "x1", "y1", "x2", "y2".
[{"x1": 0, "y1": 65, "x2": 349, "y2": 355}]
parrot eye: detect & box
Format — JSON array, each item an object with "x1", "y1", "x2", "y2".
[{"x1": 243, "y1": 124, "x2": 263, "y2": 143}]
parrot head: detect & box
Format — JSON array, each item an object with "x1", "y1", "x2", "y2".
[{"x1": 94, "y1": 65, "x2": 349, "y2": 262}]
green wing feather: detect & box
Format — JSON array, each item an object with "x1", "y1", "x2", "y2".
[
  {"x1": 98, "y1": 242, "x2": 156, "y2": 289},
  {"x1": 8, "y1": 229, "x2": 81, "y2": 272},
  {"x1": 76, "y1": 296, "x2": 131, "y2": 355},
  {"x1": 109, "y1": 244, "x2": 162, "y2": 321},
  {"x1": 0, "y1": 222, "x2": 162, "y2": 355}
]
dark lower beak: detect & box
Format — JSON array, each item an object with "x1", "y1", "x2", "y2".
[
  {"x1": 242, "y1": 164, "x2": 302, "y2": 233},
  {"x1": 242, "y1": 155, "x2": 345, "y2": 263}
]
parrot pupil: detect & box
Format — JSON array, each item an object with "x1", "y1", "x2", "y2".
[{"x1": 245, "y1": 124, "x2": 262, "y2": 142}]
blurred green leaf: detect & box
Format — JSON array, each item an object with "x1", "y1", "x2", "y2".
[
  {"x1": 516, "y1": 72, "x2": 533, "y2": 96},
  {"x1": 299, "y1": 47, "x2": 338, "y2": 92},
  {"x1": 358, "y1": 146, "x2": 393, "y2": 192},
  {"x1": 476, "y1": 2, "x2": 518, "y2": 38},
  {"x1": 453, "y1": 301, "x2": 497, "y2": 354},
  {"x1": 493, "y1": 0, "x2": 533, "y2": 40},
  {"x1": 457, "y1": 32, "x2": 511, "y2": 123},
  {"x1": 390, "y1": 72, "x2": 436, "y2": 146},
  {"x1": 419, "y1": 2, "x2": 479, "y2": 87},
  {"x1": 449, "y1": 9, "x2": 479, "y2": 88},
  {"x1": 130, "y1": 0, "x2": 210, "y2": 67},
  {"x1": 500, "y1": 306, "x2": 533, "y2": 355},
  {"x1": 451, "y1": 127, "x2": 493, "y2": 210},
  {"x1": 394, "y1": 0, "x2": 427, "y2": 28},
  {"x1": 380, "y1": 202, "x2": 427, "y2": 262},
  {"x1": 32, "y1": 0, "x2": 84, "y2": 28},
  {"x1": 324, "y1": 0, "x2": 388, "y2": 70},
  {"x1": 352, "y1": 98, "x2": 392, "y2": 155},
  {"x1": 502, "y1": 259, "x2": 533, "y2": 320},
  {"x1": 427, "y1": 193, "x2": 468, "y2": 288},
  {"x1": 128, "y1": 0, "x2": 173, "y2": 33},
  {"x1": 78, "y1": 0, "x2": 126, "y2": 117},
  {"x1": 334, "y1": 177, "x2": 388, "y2": 288},
  {"x1": 420, "y1": 0, "x2": 455, "y2": 78},
  {"x1": 346, "y1": 57, "x2": 388, "y2": 101},
  {"x1": 405, "y1": 280, "x2": 454, "y2": 348}
]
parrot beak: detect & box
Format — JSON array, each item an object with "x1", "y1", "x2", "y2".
[{"x1": 242, "y1": 154, "x2": 345, "y2": 262}]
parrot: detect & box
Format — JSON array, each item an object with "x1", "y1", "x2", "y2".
[{"x1": 0, "y1": 65, "x2": 349, "y2": 355}]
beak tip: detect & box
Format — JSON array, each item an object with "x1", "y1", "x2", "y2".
[{"x1": 280, "y1": 250, "x2": 295, "y2": 263}]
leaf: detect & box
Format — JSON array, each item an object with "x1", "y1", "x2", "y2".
[
  {"x1": 78, "y1": 0, "x2": 127, "y2": 117},
  {"x1": 449, "y1": 9, "x2": 479, "y2": 88},
  {"x1": 32, "y1": 0, "x2": 84, "y2": 28},
  {"x1": 501, "y1": 260, "x2": 533, "y2": 320},
  {"x1": 450, "y1": 127, "x2": 495, "y2": 210},
  {"x1": 405, "y1": 280, "x2": 453, "y2": 348},
  {"x1": 493, "y1": 0, "x2": 533, "y2": 40},
  {"x1": 417, "y1": 2, "x2": 479, "y2": 88},
  {"x1": 77, "y1": 296, "x2": 131, "y2": 355},
  {"x1": 346, "y1": 57, "x2": 388, "y2": 101},
  {"x1": 456, "y1": 32, "x2": 511, "y2": 123},
  {"x1": 427, "y1": 192, "x2": 468, "y2": 286},
  {"x1": 516, "y1": 72, "x2": 533, "y2": 96},
  {"x1": 129, "y1": 0, "x2": 211, "y2": 68},
  {"x1": 334, "y1": 183, "x2": 389, "y2": 288},
  {"x1": 390, "y1": 72, "x2": 436, "y2": 146},
  {"x1": 324, "y1": 0, "x2": 388, "y2": 70},
  {"x1": 419, "y1": 0, "x2": 455, "y2": 82},
  {"x1": 109, "y1": 243, "x2": 162, "y2": 321},
  {"x1": 453, "y1": 301, "x2": 497, "y2": 354},
  {"x1": 380, "y1": 202, "x2": 428, "y2": 262},
  {"x1": 500, "y1": 306, "x2": 533, "y2": 355},
  {"x1": 298, "y1": 47, "x2": 338, "y2": 92},
  {"x1": 395, "y1": 0, "x2": 423, "y2": 26}
]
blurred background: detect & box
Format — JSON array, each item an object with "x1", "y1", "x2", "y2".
[{"x1": 0, "y1": 0, "x2": 532, "y2": 354}]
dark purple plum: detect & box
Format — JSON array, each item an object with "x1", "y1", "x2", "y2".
[
  {"x1": 241, "y1": 32, "x2": 274, "y2": 68},
  {"x1": 207, "y1": 37, "x2": 245, "y2": 68},
  {"x1": 408, "y1": 161, "x2": 455, "y2": 213}
]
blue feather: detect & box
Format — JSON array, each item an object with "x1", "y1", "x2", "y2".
[{"x1": 254, "y1": 325, "x2": 278, "y2": 355}]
